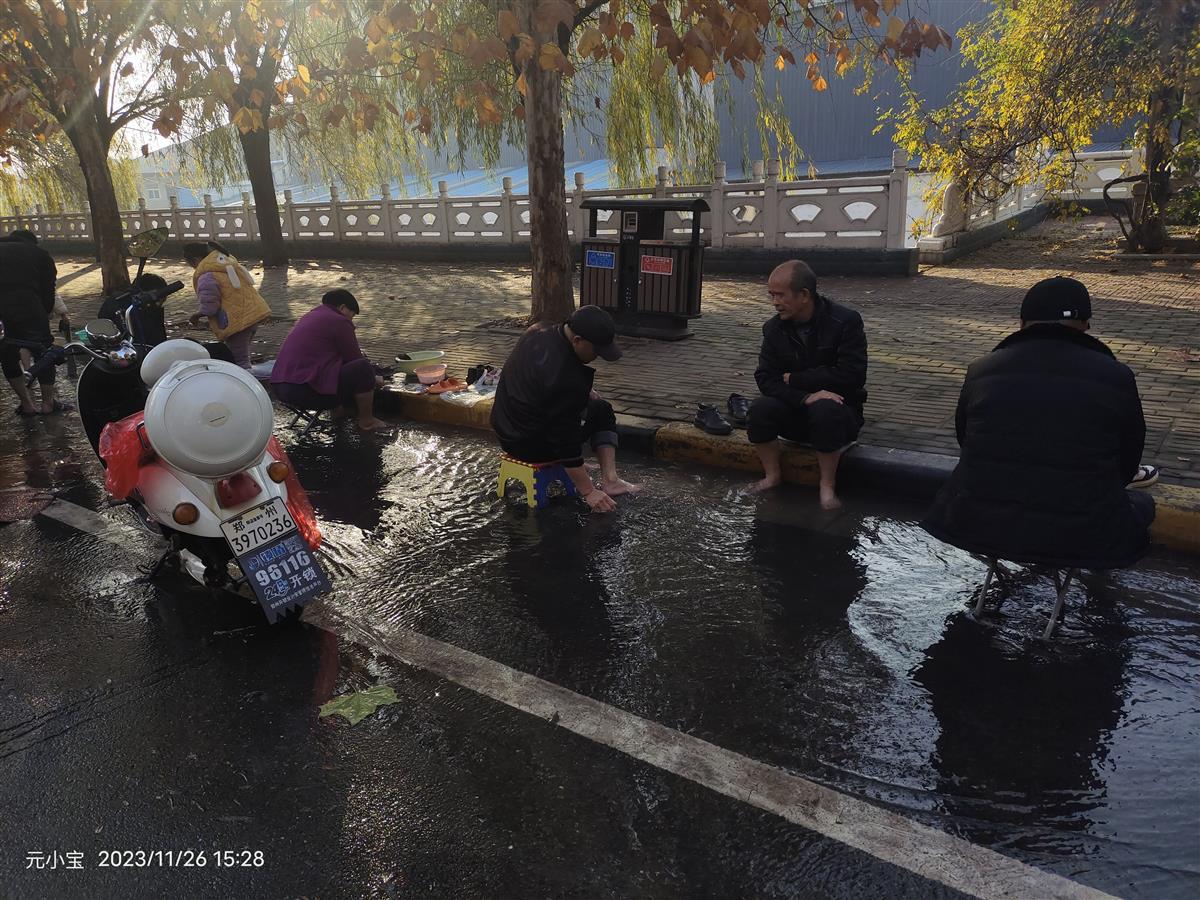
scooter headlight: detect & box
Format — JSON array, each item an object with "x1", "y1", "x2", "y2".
[
  {"x1": 267, "y1": 461, "x2": 290, "y2": 483},
  {"x1": 173, "y1": 502, "x2": 200, "y2": 526}
]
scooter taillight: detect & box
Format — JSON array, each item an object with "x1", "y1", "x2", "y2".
[{"x1": 216, "y1": 472, "x2": 262, "y2": 509}]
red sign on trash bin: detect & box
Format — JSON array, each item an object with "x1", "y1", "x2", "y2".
[{"x1": 640, "y1": 255, "x2": 673, "y2": 276}]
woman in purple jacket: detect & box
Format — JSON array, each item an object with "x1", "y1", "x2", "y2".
[{"x1": 270, "y1": 289, "x2": 386, "y2": 431}]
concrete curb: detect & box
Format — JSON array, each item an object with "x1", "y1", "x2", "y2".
[{"x1": 369, "y1": 386, "x2": 1200, "y2": 557}]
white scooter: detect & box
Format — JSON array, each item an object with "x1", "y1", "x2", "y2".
[{"x1": 26, "y1": 304, "x2": 330, "y2": 622}]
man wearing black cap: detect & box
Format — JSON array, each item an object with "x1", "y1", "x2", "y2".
[
  {"x1": 923, "y1": 276, "x2": 1156, "y2": 570},
  {"x1": 491, "y1": 306, "x2": 641, "y2": 512}
]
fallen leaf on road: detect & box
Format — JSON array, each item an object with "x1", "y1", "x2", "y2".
[{"x1": 319, "y1": 686, "x2": 400, "y2": 725}]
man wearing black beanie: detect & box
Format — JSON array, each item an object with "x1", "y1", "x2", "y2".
[{"x1": 923, "y1": 276, "x2": 1157, "y2": 570}]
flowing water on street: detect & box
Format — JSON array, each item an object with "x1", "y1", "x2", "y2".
[
  {"x1": 287, "y1": 423, "x2": 1200, "y2": 898},
  {"x1": 1, "y1": 414, "x2": 1197, "y2": 897}
]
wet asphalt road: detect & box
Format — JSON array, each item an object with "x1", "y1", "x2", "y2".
[{"x1": 1, "y1": 410, "x2": 1198, "y2": 899}]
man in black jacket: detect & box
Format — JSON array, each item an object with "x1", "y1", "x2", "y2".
[
  {"x1": 923, "y1": 276, "x2": 1155, "y2": 569},
  {"x1": 0, "y1": 229, "x2": 59, "y2": 416},
  {"x1": 491, "y1": 305, "x2": 641, "y2": 513},
  {"x1": 748, "y1": 260, "x2": 868, "y2": 508}
]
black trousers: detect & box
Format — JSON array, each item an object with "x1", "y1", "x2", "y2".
[
  {"x1": 1128, "y1": 490, "x2": 1156, "y2": 531},
  {"x1": 500, "y1": 398, "x2": 618, "y2": 466},
  {"x1": 274, "y1": 358, "x2": 376, "y2": 410},
  {"x1": 0, "y1": 315, "x2": 54, "y2": 385},
  {"x1": 747, "y1": 396, "x2": 862, "y2": 452}
]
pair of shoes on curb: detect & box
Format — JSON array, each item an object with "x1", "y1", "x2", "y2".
[
  {"x1": 694, "y1": 393, "x2": 752, "y2": 435},
  {"x1": 1128, "y1": 464, "x2": 1159, "y2": 489}
]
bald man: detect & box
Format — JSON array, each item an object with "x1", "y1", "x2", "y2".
[{"x1": 748, "y1": 260, "x2": 868, "y2": 508}]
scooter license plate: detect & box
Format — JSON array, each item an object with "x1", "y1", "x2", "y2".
[
  {"x1": 221, "y1": 497, "x2": 296, "y2": 556},
  {"x1": 222, "y1": 497, "x2": 331, "y2": 622}
]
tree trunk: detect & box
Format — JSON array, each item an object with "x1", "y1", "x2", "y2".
[
  {"x1": 1130, "y1": 0, "x2": 1195, "y2": 252},
  {"x1": 238, "y1": 126, "x2": 288, "y2": 267},
  {"x1": 521, "y1": 10, "x2": 574, "y2": 322},
  {"x1": 64, "y1": 117, "x2": 128, "y2": 294},
  {"x1": 1131, "y1": 92, "x2": 1176, "y2": 253}
]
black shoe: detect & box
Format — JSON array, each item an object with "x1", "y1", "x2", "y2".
[
  {"x1": 694, "y1": 403, "x2": 733, "y2": 435},
  {"x1": 727, "y1": 392, "x2": 750, "y2": 428}
]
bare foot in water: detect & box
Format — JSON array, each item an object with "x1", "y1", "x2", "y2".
[
  {"x1": 819, "y1": 486, "x2": 843, "y2": 510},
  {"x1": 746, "y1": 475, "x2": 782, "y2": 494},
  {"x1": 602, "y1": 478, "x2": 643, "y2": 496},
  {"x1": 358, "y1": 416, "x2": 389, "y2": 431}
]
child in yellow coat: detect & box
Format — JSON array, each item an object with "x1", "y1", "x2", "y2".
[{"x1": 183, "y1": 241, "x2": 271, "y2": 369}]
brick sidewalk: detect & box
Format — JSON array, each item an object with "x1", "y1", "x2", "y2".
[{"x1": 52, "y1": 217, "x2": 1200, "y2": 486}]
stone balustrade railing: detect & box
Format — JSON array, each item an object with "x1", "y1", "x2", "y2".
[
  {"x1": 0, "y1": 148, "x2": 1137, "y2": 254},
  {"x1": 964, "y1": 149, "x2": 1137, "y2": 230},
  {"x1": 1, "y1": 153, "x2": 913, "y2": 254}
]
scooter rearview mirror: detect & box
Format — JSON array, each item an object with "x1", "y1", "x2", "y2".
[
  {"x1": 126, "y1": 226, "x2": 169, "y2": 260},
  {"x1": 127, "y1": 226, "x2": 170, "y2": 280}
]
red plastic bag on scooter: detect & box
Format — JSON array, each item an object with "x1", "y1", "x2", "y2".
[
  {"x1": 267, "y1": 436, "x2": 322, "y2": 551},
  {"x1": 99, "y1": 411, "x2": 156, "y2": 500}
]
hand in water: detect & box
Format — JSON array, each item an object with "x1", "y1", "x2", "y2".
[{"x1": 584, "y1": 490, "x2": 617, "y2": 513}]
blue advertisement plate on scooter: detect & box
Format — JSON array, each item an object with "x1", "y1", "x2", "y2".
[{"x1": 221, "y1": 497, "x2": 331, "y2": 622}]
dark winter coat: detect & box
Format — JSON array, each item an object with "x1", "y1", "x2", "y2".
[
  {"x1": 923, "y1": 324, "x2": 1150, "y2": 569},
  {"x1": 491, "y1": 323, "x2": 595, "y2": 458},
  {"x1": 0, "y1": 238, "x2": 56, "y2": 327},
  {"x1": 754, "y1": 295, "x2": 868, "y2": 412}
]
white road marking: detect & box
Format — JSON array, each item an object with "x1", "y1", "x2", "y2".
[
  {"x1": 310, "y1": 605, "x2": 1115, "y2": 900},
  {"x1": 38, "y1": 499, "x2": 150, "y2": 548},
  {"x1": 37, "y1": 498, "x2": 1115, "y2": 899}
]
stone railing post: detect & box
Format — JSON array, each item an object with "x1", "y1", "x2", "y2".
[
  {"x1": 1128, "y1": 146, "x2": 1146, "y2": 175},
  {"x1": 329, "y1": 184, "x2": 344, "y2": 241},
  {"x1": 282, "y1": 189, "x2": 296, "y2": 240},
  {"x1": 438, "y1": 180, "x2": 451, "y2": 243},
  {"x1": 886, "y1": 149, "x2": 909, "y2": 250},
  {"x1": 763, "y1": 158, "x2": 780, "y2": 249},
  {"x1": 137, "y1": 196, "x2": 148, "y2": 229},
  {"x1": 655, "y1": 165, "x2": 669, "y2": 199},
  {"x1": 571, "y1": 172, "x2": 586, "y2": 242},
  {"x1": 169, "y1": 196, "x2": 183, "y2": 240},
  {"x1": 13, "y1": 206, "x2": 22, "y2": 228},
  {"x1": 59, "y1": 204, "x2": 69, "y2": 239},
  {"x1": 932, "y1": 176, "x2": 968, "y2": 237},
  {"x1": 709, "y1": 161, "x2": 726, "y2": 250},
  {"x1": 380, "y1": 183, "x2": 395, "y2": 243},
  {"x1": 34, "y1": 204, "x2": 44, "y2": 238},
  {"x1": 241, "y1": 191, "x2": 255, "y2": 239},
  {"x1": 203, "y1": 194, "x2": 215, "y2": 238},
  {"x1": 502, "y1": 177, "x2": 516, "y2": 243}
]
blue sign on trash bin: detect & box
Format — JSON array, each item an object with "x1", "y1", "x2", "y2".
[{"x1": 585, "y1": 250, "x2": 615, "y2": 270}]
